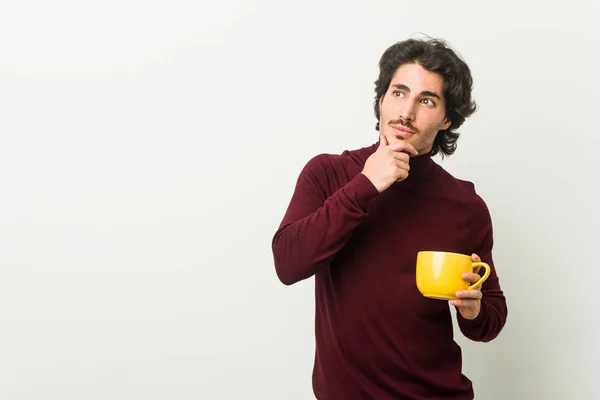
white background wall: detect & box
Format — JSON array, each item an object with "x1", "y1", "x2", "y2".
[{"x1": 1, "y1": 1, "x2": 598, "y2": 399}]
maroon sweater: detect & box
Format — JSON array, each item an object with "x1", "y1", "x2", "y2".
[{"x1": 272, "y1": 142, "x2": 507, "y2": 400}]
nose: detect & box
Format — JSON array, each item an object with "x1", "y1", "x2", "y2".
[{"x1": 398, "y1": 100, "x2": 415, "y2": 122}]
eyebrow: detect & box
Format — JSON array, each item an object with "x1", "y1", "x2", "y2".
[{"x1": 391, "y1": 84, "x2": 442, "y2": 100}]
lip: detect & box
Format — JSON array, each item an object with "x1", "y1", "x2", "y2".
[{"x1": 391, "y1": 126, "x2": 415, "y2": 138}]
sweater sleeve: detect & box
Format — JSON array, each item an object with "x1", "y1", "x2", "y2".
[
  {"x1": 456, "y1": 207, "x2": 508, "y2": 342},
  {"x1": 272, "y1": 154, "x2": 380, "y2": 285}
]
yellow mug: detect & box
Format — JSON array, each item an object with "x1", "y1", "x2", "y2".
[{"x1": 416, "y1": 251, "x2": 490, "y2": 300}]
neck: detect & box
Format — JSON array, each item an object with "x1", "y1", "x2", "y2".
[{"x1": 406, "y1": 150, "x2": 435, "y2": 179}]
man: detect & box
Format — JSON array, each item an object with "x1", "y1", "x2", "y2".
[{"x1": 271, "y1": 37, "x2": 507, "y2": 399}]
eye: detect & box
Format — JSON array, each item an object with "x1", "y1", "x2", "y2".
[
  {"x1": 421, "y1": 98, "x2": 435, "y2": 106},
  {"x1": 392, "y1": 90, "x2": 404, "y2": 97}
]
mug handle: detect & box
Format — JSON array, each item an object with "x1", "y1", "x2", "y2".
[{"x1": 468, "y1": 262, "x2": 491, "y2": 290}]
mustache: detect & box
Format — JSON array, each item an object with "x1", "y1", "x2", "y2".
[{"x1": 389, "y1": 118, "x2": 417, "y2": 132}]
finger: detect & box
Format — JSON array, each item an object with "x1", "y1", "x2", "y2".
[
  {"x1": 471, "y1": 253, "x2": 482, "y2": 274},
  {"x1": 455, "y1": 290, "x2": 483, "y2": 299},
  {"x1": 449, "y1": 299, "x2": 479, "y2": 308},
  {"x1": 393, "y1": 151, "x2": 410, "y2": 163},
  {"x1": 388, "y1": 141, "x2": 418, "y2": 156},
  {"x1": 393, "y1": 160, "x2": 410, "y2": 173},
  {"x1": 461, "y1": 272, "x2": 482, "y2": 283},
  {"x1": 394, "y1": 168, "x2": 409, "y2": 181},
  {"x1": 402, "y1": 141, "x2": 419, "y2": 156}
]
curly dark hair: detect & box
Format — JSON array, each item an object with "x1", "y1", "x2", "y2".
[{"x1": 374, "y1": 37, "x2": 477, "y2": 157}]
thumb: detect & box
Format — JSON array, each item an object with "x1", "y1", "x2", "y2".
[{"x1": 379, "y1": 134, "x2": 388, "y2": 148}]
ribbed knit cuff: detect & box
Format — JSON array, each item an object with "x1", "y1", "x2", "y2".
[
  {"x1": 457, "y1": 299, "x2": 487, "y2": 328},
  {"x1": 341, "y1": 173, "x2": 380, "y2": 212}
]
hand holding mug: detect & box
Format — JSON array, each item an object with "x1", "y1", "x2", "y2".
[
  {"x1": 449, "y1": 253, "x2": 485, "y2": 320},
  {"x1": 416, "y1": 251, "x2": 491, "y2": 321}
]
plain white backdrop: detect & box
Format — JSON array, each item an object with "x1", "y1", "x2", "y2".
[{"x1": 1, "y1": 0, "x2": 599, "y2": 399}]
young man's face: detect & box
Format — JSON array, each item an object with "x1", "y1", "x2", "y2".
[{"x1": 378, "y1": 63, "x2": 451, "y2": 155}]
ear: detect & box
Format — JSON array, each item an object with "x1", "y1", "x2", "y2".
[
  {"x1": 442, "y1": 117, "x2": 451, "y2": 130},
  {"x1": 378, "y1": 96, "x2": 384, "y2": 112}
]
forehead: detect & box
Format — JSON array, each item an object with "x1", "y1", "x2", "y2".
[{"x1": 390, "y1": 63, "x2": 445, "y2": 95}]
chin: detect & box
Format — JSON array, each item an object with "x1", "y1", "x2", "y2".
[{"x1": 395, "y1": 136, "x2": 416, "y2": 146}]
